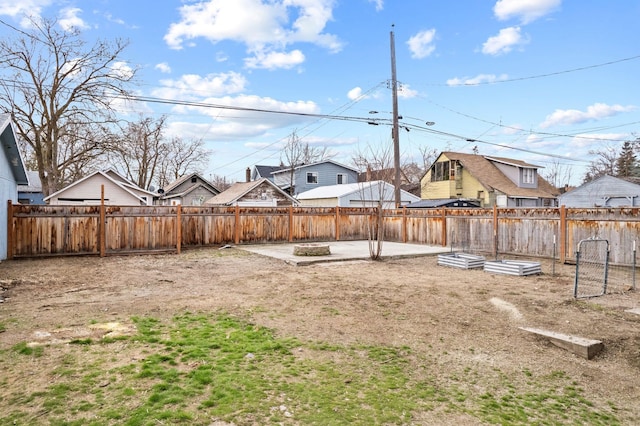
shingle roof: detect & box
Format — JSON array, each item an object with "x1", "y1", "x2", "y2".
[
  {"x1": 440, "y1": 151, "x2": 559, "y2": 198},
  {"x1": 161, "y1": 173, "x2": 219, "y2": 197},
  {"x1": 204, "y1": 178, "x2": 297, "y2": 205},
  {"x1": 253, "y1": 165, "x2": 281, "y2": 178}
]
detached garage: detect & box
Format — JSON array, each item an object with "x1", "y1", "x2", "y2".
[{"x1": 297, "y1": 180, "x2": 420, "y2": 208}]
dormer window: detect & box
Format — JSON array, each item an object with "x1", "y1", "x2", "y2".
[{"x1": 522, "y1": 168, "x2": 535, "y2": 184}]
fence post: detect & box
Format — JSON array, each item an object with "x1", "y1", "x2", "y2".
[
  {"x1": 493, "y1": 205, "x2": 498, "y2": 259},
  {"x1": 441, "y1": 207, "x2": 447, "y2": 247},
  {"x1": 176, "y1": 204, "x2": 182, "y2": 254},
  {"x1": 289, "y1": 205, "x2": 294, "y2": 242},
  {"x1": 234, "y1": 205, "x2": 240, "y2": 245},
  {"x1": 402, "y1": 206, "x2": 407, "y2": 243},
  {"x1": 100, "y1": 185, "x2": 106, "y2": 257},
  {"x1": 559, "y1": 205, "x2": 566, "y2": 264},
  {"x1": 335, "y1": 206, "x2": 340, "y2": 241},
  {"x1": 7, "y1": 200, "x2": 13, "y2": 260}
]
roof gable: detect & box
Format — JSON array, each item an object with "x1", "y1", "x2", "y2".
[
  {"x1": 162, "y1": 172, "x2": 219, "y2": 195},
  {"x1": 44, "y1": 169, "x2": 154, "y2": 202},
  {"x1": 205, "y1": 178, "x2": 298, "y2": 205},
  {"x1": 0, "y1": 114, "x2": 28, "y2": 185},
  {"x1": 560, "y1": 175, "x2": 640, "y2": 199}
]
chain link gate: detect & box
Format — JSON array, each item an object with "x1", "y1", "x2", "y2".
[{"x1": 573, "y1": 238, "x2": 610, "y2": 298}]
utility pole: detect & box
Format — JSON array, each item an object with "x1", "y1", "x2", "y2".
[{"x1": 390, "y1": 25, "x2": 401, "y2": 208}]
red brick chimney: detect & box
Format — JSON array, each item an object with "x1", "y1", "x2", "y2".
[{"x1": 246, "y1": 167, "x2": 251, "y2": 182}]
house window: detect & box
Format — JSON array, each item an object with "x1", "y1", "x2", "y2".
[
  {"x1": 522, "y1": 168, "x2": 535, "y2": 184},
  {"x1": 307, "y1": 172, "x2": 318, "y2": 184},
  {"x1": 431, "y1": 161, "x2": 450, "y2": 182},
  {"x1": 191, "y1": 177, "x2": 197, "y2": 183},
  {"x1": 337, "y1": 173, "x2": 347, "y2": 184}
]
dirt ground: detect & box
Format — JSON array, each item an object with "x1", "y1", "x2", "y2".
[{"x1": 1, "y1": 246, "x2": 640, "y2": 423}]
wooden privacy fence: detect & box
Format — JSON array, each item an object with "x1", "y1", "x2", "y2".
[{"x1": 7, "y1": 201, "x2": 640, "y2": 265}]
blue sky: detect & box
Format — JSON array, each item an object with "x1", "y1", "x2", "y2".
[{"x1": 0, "y1": 0, "x2": 638, "y2": 185}]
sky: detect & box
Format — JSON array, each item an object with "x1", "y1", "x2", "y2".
[{"x1": 0, "y1": 0, "x2": 638, "y2": 186}]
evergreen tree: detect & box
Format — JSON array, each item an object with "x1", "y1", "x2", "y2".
[{"x1": 615, "y1": 139, "x2": 640, "y2": 178}]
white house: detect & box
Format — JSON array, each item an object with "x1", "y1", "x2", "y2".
[
  {"x1": 44, "y1": 169, "x2": 155, "y2": 205},
  {"x1": 0, "y1": 114, "x2": 29, "y2": 260},
  {"x1": 297, "y1": 180, "x2": 420, "y2": 208}
]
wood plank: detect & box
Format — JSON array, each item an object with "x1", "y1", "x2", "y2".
[{"x1": 519, "y1": 327, "x2": 603, "y2": 360}]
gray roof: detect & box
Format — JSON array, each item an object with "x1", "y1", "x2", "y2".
[
  {"x1": 253, "y1": 165, "x2": 281, "y2": 178},
  {"x1": 161, "y1": 172, "x2": 219, "y2": 194},
  {"x1": 18, "y1": 171, "x2": 42, "y2": 192}
]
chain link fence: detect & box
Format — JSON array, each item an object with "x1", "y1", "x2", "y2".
[{"x1": 573, "y1": 238, "x2": 610, "y2": 298}]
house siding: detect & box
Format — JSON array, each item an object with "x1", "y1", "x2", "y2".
[
  {"x1": 239, "y1": 182, "x2": 296, "y2": 206},
  {"x1": 0, "y1": 146, "x2": 18, "y2": 259},
  {"x1": 47, "y1": 175, "x2": 144, "y2": 205},
  {"x1": 273, "y1": 162, "x2": 358, "y2": 195},
  {"x1": 421, "y1": 167, "x2": 490, "y2": 206}
]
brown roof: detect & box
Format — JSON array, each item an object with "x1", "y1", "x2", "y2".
[
  {"x1": 204, "y1": 178, "x2": 297, "y2": 205},
  {"x1": 441, "y1": 152, "x2": 559, "y2": 198}
]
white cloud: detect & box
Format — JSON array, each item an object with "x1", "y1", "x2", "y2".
[
  {"x1": 540, "y1": 103, "x2": 636, "y2": 128},
  {"x1": 244, "y1": 49, "x2": 305, "y2": 70},
  {"x1": 369, "y1": 0, "x2": 383, "y2": 12},
  {"x1": 153, "y1": 72, "x2": 248, "y2": 100},
  {"x1": 111, "y1": 61, "x2": 135, "y2": 80},
  {"x1": 482, "y1": 26, "x2": 527, "y2": 55},
  {"x1": 347, "y1": 87, "x2": 365, "y2": 101},
  {"x1": 59, "y1": 7, "x2": 90, "y2": 31},
  {"x1": 407, "y1": 29, "x2": 436, "y2": 59},
  {"x1": 447, "y1": 73, "x2": 509, "y2": 86},
  {"x1": 398, "y1": 84, "x2": 417, "y2": 99},
  {"x1": 0, "y1": 0, "x2": 51, "y2": 26},
  {"x1": 167, "y1": 94, "x2": 321, "y2": 140},
  {"x1": 155, "y1": 63, "x2": 172, "y2": 74},
  {"x1": 494, "y1": 0, "x2": 561, "y2": 24},
  {"x1": 164, "y1": 0, "x2": 342, "y2": 70}
]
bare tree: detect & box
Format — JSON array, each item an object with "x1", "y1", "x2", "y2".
[
  {"x1": 280, "y1": 131, "x2": 304, "y2": 195},
  {"x1": 0, "y1": 18, "x2": 136, "y2": 196},
  {"x1": 109, "y1": 115, "x2": 166, "y2": 190},
  {"x1": 157, "y1": 136, "x2": 210, "y2": 188},
  {"x1": 209, "y1": 174, "x2": 233, "y2": 191},
  {"x1": 583, "y1": 144, "x2": 619, "y2": 183},
  {"x1": 353, "y1": 143, "x2": 395, "y2": 260},
  {"x1": 541, "y1": 159, "x2": 574, "y2": 190}
]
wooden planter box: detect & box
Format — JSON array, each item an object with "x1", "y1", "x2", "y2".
[
  {"x1": 484, "y1": 260, "x2": 542, "y2": 276},
  {"x1": 437, "y1": 253, "x2": 485, "y2": 269}
]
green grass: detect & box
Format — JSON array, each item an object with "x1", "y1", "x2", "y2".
[{"x1": 0, "y1": 313, "x2": 622, "y2": 425}]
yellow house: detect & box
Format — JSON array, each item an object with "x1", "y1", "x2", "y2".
[{"x1": 420, "y1": 151, "x2": 558, "y2": 207}]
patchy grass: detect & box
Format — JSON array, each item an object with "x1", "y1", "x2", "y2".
[{"x1": 0, "y1": 313, "x2": 622, "y2": 425}]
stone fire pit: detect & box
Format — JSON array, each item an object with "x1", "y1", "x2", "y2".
[{"x1": 293, "y1": 243, "x2": 331, "y2": 256}]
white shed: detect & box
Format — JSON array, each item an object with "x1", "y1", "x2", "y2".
[{"x1": 297, "y1": 180, "x2": 420, "y2": 208}]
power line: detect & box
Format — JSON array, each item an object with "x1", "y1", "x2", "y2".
[{"x1": 442, "y1": 54, "x2": 640, "y2": 86}]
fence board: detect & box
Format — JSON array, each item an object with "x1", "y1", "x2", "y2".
[{"x1": 6, "y1": 204, "x2": 640, "y2": 265}]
